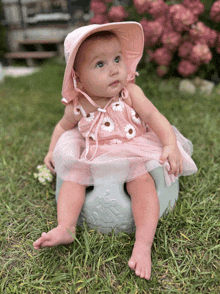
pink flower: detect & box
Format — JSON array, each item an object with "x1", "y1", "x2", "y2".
[
  {"x1": 171, "y1": 6, "x2": 197, "y2": 32},
  {"x1": 210, "y1": 0, "x2": 220, "y2": 22},
  {"x1": 90, "y1": 0, "x2": 107, "y2": 14},
  {"x1": 157, "y1": 16, "x2": 173, "y2": 32},
  {"x1": 90, "y1": 14, "x2": 109, "y2": 24},
  {"x1": 182, "y1": 0, "x2": 205, "y2": 17},
  {"x1": 133, "y1": 0, "x2": 149, "y2": 15},
  {"x1": 190, "y1": 44, "x2": 212, "y2": 65},
  {"x1": 207, "y1": 28, "x2": 218, "y2": 47},
  {"x1": 189, "y1": 22, "x2": 214, "y2": 46},
  {"x1": 139, "y1": 17, "x2": 149, "y2": 32},
  {"x1": 148, "y1": 0, "x2": 168, "y2": 19},
  {"x1": 168, "y1": 4, "x2": 184, "y2": 17},
  {"x1": 156, "y1": 65, "x2": 169, "y2": 77},
  {"x1": 108, "y1": 5, "x2": 129, "y2": 22},
  {"x1": 177, "y1": 60, "x2": 198, "y2": 77},
  {"x1": 153, "y1": 47, "x2": 173, "y2": 67},
  {"x1": 140, "y1": 18, "x2": 163, "y2": 47},
  {"x1": 161, "y1": 30, "x2": 181, "y2": 51},
  {"x1": 178, "y1": 41, "x2": 194, "y2": 59}
]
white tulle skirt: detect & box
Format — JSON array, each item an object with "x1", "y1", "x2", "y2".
[{"x1": 53, "y1": 126, "x2": 197, "y2": 186}]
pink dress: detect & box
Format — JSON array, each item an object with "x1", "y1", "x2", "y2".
[{"x1": 53, "y1": 92, "x2": 197, "y2": 186}]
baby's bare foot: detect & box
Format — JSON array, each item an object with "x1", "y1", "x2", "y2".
[
  {"x1": 128, "y1": 240, "x2": 152, "y2": 280},
  {"x1": 33, "y1": 225, "x2": 75, "y2": 250}
]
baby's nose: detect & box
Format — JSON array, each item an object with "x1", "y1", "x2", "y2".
[{"x1": 110, "y1": 64, "x2": 119, "y2": 75}]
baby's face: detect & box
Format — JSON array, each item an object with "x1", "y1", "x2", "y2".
[{"x1": 74, "y1": 36, "x2": 128, "y2": 100}]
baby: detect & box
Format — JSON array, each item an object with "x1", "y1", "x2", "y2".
[{"x1": 33, "y1": 22, "x2": 197, "y2": 280}]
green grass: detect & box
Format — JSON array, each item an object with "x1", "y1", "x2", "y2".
[{"x1": 0, "y1": 60, "x2": 220, "y2": 293}]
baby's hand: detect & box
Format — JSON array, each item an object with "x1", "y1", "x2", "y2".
[
  {"x1": 44, "y1": 151, "x2": 56, "y2": 174},
  {"x1": 159, "y1": 144, "x2": 183, "y2": 176}
]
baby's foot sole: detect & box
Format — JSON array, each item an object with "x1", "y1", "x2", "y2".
[
  {"x1": 128, "y1": 241, "x2": 152, "y2": 280},
  {"x1": 33, "y1": 225, "x2": 75, "y2": 249}
]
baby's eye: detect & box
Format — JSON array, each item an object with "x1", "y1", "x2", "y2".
[
  {"x1": 95, "y1": 61, "x2": 104, "y2": 68},
  {"x1": 114, "y1": 56, "x2": 121, "y2": 63}
]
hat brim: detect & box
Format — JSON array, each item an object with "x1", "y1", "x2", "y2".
[{"x1": 62, "y1": 21, "x2": 144, "y2": 104}]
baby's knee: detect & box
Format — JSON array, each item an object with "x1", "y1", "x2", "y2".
[
  {"x1": 133, "y1": 173, "x2": 154, "y2": 184},
  {"x1": 126, "y1": 173, "x2": 155, "y2": 192}
]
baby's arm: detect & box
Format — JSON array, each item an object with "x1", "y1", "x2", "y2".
[
  {"x1": 44, "y1": 103, "x2": 79, "y2": 174},
  {"x1": 127, "y1": 83, "x2": 183, "y2": 176}
]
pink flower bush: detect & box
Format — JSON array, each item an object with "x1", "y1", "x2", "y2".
[
  {"x1": 189, "y1": 22, "x2": 210, "y2": 44},
  {"x1": 157, "y1": 16, "x2": 173, "y2": 32},
  {"x1": 133, "y1": 0, "x2": 149, "y2": 15},
  {"x1": 210, "y1": 0, "x2": 220, "y2": 22},
  {"x1": 152, "y1": 47, "x2": 173, "y2": 67},
  {"x1": 170, "y1": 5, "x2": 197, "y2": 32},
  {"x1": 178, "y1": 41, "x2": 194, "y2": 59},
  {"x1": 161, "y1": 30, "x2": 181, "y2": 51},
  {"x1": 168, "y1": 4, "x2": 183, "y2": 16},
  {"x1": 189, "y1": 22, "x2": 218, "y2": 47},
  {"x1": 90, "y1": 13, "x2": 109, "y2": 24},
  {"x1": 190, "y1": 44, "x2": 212, "y2": 65},
  {"x1": 182, "y1": 0, "x2": 205, "y2": 17},
  {"x1": 140, "y1": 18, "x2": 163, "y2": 47},
  {"x1": 148, "y1": 0, "x2": 168, "y2": 19},
  {"x1": 90, "y1": 0, "x2": 107, "y2": 14},
  {"x1": 207, "y1": 28, "x2": 218, "y2": 47},
  {"x1": 177, "y1": 60, "x2": 199, "y2": 77},
  {"x1": 108, "y1": 5, "x2": 129, "y2": 22}
]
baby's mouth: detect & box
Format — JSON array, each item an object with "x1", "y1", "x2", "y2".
[{"x1": 109, "y1": 80, "x2": 119, "y2": 86}]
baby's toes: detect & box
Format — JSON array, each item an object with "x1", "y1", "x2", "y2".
[
  {"x1": 33, "y1": 232, "x2": 48, "y2": 249},
  {"x1": 135, "y1": 263, "x2": 142, "y2": 277},
  {"x1": 128, "y1": 258, "x2": 136, "y2": 270},
  {"x1": 144, "y1": 265, "x2": 151, "y2": 280},
  {"x1": 139, "y1": 267, "x2": 146, "y2": 279},
  {"x1": 145, "y1": 271, "x2": 151, "y2": 280}
]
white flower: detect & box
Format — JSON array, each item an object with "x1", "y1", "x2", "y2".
[
  {"x1": 124, "y1": 124, "x2": 136, "y2": 139},
  {"x1": 34, "y1": 164, "x2": 53, "y2": 185},
  {"x1": 101, "y1": 116, "x2": 114, "y2": 132},
  {"x1": 39, "y1": 177, "x2": 46, "y2": 184},
  {"x1": 85, "y1": 112, "x2": 95, "y2": 122},
  {"x1": 111, "y1": 101, "x2": 124, "y2": 111},
  {"x1": 110, "y1": 139, "x2": 122, "y2": 144},
  {"x1": 131, "y1": 109, "x2": 141, "y2": 124}
]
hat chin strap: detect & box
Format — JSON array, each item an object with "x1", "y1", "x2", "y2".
[
  {"x1": 72, "y1": 70, "x2": 137, "y2": 111},
  {"x1": 72, "y1": 71, "x2": 101, "y2": 109}
]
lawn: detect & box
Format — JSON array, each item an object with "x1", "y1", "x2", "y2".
[{"x1": 0, "y1": 60, "x2": 220, "y2": 293}]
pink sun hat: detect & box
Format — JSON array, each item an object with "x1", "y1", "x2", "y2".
[{"x1": 61, "y1": 21, "x2": 144, "y2": 104}]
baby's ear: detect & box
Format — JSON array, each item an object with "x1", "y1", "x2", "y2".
[{"x1": 74, "y1": 71, "x2": 83, "y2": 90}]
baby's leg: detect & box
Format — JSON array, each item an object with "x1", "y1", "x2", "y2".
[
  {"x1": 33, "y1": 181, "x2": 86, "y2": 249},
  {"x1": 126, "y1": 173, "x2": 160, "y2": 280}
]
